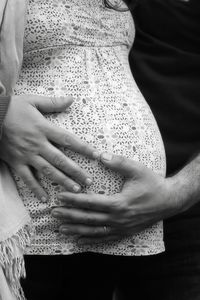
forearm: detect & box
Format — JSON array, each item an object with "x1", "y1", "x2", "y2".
[{"x1": 167, "y1": 153, "x2": 200, "y2": 214}]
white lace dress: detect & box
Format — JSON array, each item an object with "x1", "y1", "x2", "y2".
[{"x1": 14, "y1": 0, "x2": 166, "y2": 256}]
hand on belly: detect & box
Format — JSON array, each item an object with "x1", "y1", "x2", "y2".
[
  {"x1": 51, "y1": 152, "x2": 170, "y2": 244},
  {"x1": 1, "y1": 94, "x2": 99, "y2": 202}
]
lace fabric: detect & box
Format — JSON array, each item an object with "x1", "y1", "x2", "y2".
[{"x1": 14, "y1": 0, "x2": 166, "y2": 256}]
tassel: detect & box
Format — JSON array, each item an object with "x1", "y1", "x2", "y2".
[{"x1": 0, "y1": 222, "x2": 34, "y2": 300}]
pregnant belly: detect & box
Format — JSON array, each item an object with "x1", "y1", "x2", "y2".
[
  {"x1": 14, "y1": 48, "x2": 166, "y2": 252},
  {"x1": 49, "y1": 98, "x2": 165, "y2": 199},
  {"x1": 13, "y1": 88, "x2": 166, "y2": 252},
  {"x1": 14, "y1": 87, "x2": 166, "y2": 201},
  {"x1": 15, "y1": 49, "x2": 166, "y2": 194}
]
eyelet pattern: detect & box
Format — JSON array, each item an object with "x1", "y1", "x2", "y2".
[{"x1": 13, "y1": 0, "x2": 166, "y2": 256}]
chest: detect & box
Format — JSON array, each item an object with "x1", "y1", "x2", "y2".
[{"x1": 24, "y1": 0, "x2": 134, "y2": 51}]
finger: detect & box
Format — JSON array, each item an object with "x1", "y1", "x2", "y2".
[
  {"x1": 33, "y1": 96, "x2": 74, "y2": 113},
  {"x1": 31, "y1": 156, "x2": 81, "y2": 192},
  {"x1": 51, "y1": 207, "x2": 110, "y2": 226},
  {"x1": 77, "y1": 235, "x2": 119, "y2": 245},
  {"x1": 59, "y1": 224, "x2": 112, "y2": 237},
  {"x1": 44, "y1": 124, "x2": 100, "y2": 160},
  {"x1": 40, "y1": 143, "x2": 93, "y2": 186},
  {"x1": 57, "y1": 192, "x2": 119, "y2": 213},
  {"x1": 15, "y1": 165, "x2": 48, "y2": 202},
  {"x1": 100, "y1": 152, "x2": 145, "y2": 178}
]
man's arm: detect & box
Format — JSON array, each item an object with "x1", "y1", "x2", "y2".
[
  {"x1": 51, "y1": 152, "x2": 200, "y2": 244},
  {"x1": 168, "y1": 153, "x2": 200, "y2": 213}
]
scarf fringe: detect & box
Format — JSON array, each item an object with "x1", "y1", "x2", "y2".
[{"x1": 0, "y1": 222, "x2": 34, "y2": 300}]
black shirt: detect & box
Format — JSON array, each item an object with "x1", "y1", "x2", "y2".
[{"x1": 130, "y1": 0, "x2": 200, "y2": 241}]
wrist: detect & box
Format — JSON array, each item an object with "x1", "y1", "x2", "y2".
[{"x1": 165, "y1": 171, "x2": 193, "y2": 217}]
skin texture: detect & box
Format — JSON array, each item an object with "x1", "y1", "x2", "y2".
[
  {"x1": 52, "y1": 152, "x2": 200, "y2": 244},
  {"x1": 0, "y1": 95, "x2": 99, "y2": 202}
]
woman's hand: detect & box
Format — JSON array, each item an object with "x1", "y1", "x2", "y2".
[
  {"x1": 0, "y1": 95, "x2": 98, "y2": 202},
  {"x1": 52, "y1": 152, "x2": 179, "y2": 244}
]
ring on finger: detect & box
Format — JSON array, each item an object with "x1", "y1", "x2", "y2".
[{"x1": 103, "y1": 226, "x2": 107, "y2": 234}]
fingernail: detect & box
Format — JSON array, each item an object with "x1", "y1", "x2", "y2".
[
  {"x1": 73, "y1": 184, "x2": 81, "y2": 192},
  {"x1": 101, "y1": 152, "x2": 113, "y2": 161},
  {"x1": 54, "y1": 199, "x2": 62, "y2": 206},
  {"x1": 52, "y1": 210, "x2": 61, "y2": 217},
  {"x1": 85, "y1": 178, "x2": 93, "y2": 186},
  {"x1": 60, "y1": 227, "x2": 69, "y2": 233},
  {"x1": 41, "y1": 196, "x2": 47, "y2": 203}
]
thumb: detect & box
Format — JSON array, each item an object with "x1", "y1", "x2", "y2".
[
  {"x1": 33, "y1": 95, "x2": 74, "y2": 113},
  {"x1": 100, "y1": 152, "x2": 144, "y2": 178}
]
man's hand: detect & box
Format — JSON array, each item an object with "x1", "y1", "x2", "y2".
[
  {"x1": 0, "y1": 95, "x2": 98, "y2": 202},
  {"x1": 51, "y1": 152, "x2": 175, "y2": 243},
  {"x1": 52, "y1": 152, "x2": 200, "y2": 244}
]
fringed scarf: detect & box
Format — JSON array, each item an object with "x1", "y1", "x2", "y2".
[{"x1": 0, "y1": 1, "x2": 33, "y2": 299}]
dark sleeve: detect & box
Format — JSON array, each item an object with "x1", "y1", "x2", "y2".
[{"x1": 0, "y1": 95, "x2": 11, "y2": 139}]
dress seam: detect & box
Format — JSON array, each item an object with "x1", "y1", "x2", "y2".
[{"x1": 24, "y1": 43, "x2": 130, "y2": 55}]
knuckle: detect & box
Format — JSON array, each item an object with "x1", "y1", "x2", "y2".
[
  {"x1": 71, "y1": 168, "x2": 83, "y2": 180},
  {"x1": 111, "y1": 195, "x2": 128, "y2": 212},
  {"x1": 41, "y1": 165, "x2": 52, "y2": 177},
  {"x1": 85, "y1": 215, "x2": 93, "y2": 224},
  {"x1": 112, "y1": 215, "x2": 125, "y2": 227},
  {"x1": 64, "y1": 134, "x2": 72, "y2": 148},
  {"x1": 117, "y1": 217, "x2": 126, "y2": 226},
  {"x1": 30, "y1": 186, "x2": 40, "y2": 196},
  {"x1": 62, "y1": 178, "x2": 70, "y2": 187},
  {"x1": 52, "y1": 155, "x2": 65, "y2": 169},
  {"x1": 61, "y1": 179, "x2": 74, "y2": 190},
  {"x1": 78, "y1": 142, "x2": 88, "y2": 153},
  {"x1": 24, "y1": 180, "x2": 40, "y2": 196},
  {"x1": 118, "y1": 200, "x2": 128, "y2": 213},
  {"x1": 110, "y1": 198, "x2": 121, "y2": 211},
  {"x1": 23, "y1": 174, "x2": 34, "y2": 186},
  {"x1": 49, "y1": 96, "x2": 57, "y2": 107}
]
